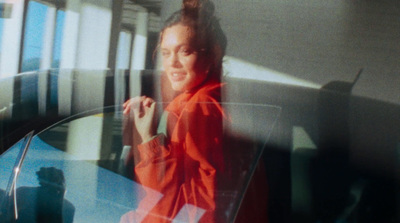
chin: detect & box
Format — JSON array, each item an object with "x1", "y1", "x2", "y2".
[
  {"x1": 168, "y1": 77, "x2": 188, "y2": 92},
  {"x1": 170, "y1": 82, "x2": 185, "y2": 92}
]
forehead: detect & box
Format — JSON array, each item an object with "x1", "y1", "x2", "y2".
[{"x1": 161, "y1": 24, "x2": 194, "y2": 48}]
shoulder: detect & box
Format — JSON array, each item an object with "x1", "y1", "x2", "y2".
[
  {"x1": 191, "y1": 82, "x2": 224, "y2": 102},
  {"x1": 185, "y1": 82, "x2": 225, "y2": 116},
  {"x1": 166, "y1": 82, "x2": 226, "y2": 117}
]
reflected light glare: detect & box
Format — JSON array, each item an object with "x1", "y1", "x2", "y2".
[
  {"x1": 76, "y1": 3, "x2": 112, "y2": 69},
  {"x1": 223, "y1": 56, "x2": 321, "y2": 89}
]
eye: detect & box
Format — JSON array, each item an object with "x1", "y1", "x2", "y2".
[
  {"x1": 178, "y1": 47, "x2": 193, "y2": 56},
  {"x1": 161, "y1": 50, "x2": 170, "y2": 57}
]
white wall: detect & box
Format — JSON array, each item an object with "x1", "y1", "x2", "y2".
[{"x1": 0, "y1": 0, "x2": 25, "y2": 78}]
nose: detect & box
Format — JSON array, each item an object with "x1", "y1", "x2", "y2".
[{"x1": 168, "y1": 53, "x2": 181, "y2": 68}]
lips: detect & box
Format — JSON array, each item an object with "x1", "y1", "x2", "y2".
[{"x1": 169, "y1": 72, "x2": 186, "y2": 82}]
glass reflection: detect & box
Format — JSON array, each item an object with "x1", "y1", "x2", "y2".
[{"x1": 16, "y1": 167, "x2": 75, "y2": 223}]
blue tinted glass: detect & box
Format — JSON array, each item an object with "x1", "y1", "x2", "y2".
[
  {"x1": 0, "y1": 140, "x2": 24, "y2": 191},
  {"x1": 49, "y1": 70, "x2": 59, "y2": 106},
  {"x1": 21, "y1": 1, "x2": 47, "y2": 72},
  {"x1": 52, "y1": 9, "x2": 64, "y2": 68},
  {"x1": 0, "y1": 17, "x2": 3, "y2": 53}
]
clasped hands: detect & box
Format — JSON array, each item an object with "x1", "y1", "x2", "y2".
[{"x1": 123, "y1": 96, "x2": 157, "y2": 143}]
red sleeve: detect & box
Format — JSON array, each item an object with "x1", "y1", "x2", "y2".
[{"x1": 133, "y1": 99, "x2": 225, "y2": 223}]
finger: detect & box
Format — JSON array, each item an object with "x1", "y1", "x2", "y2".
[
  {"x1": 131, "y1": 97, "x2": 144, "y2": 109},
  {"x1": 148, "y1": 102, "x2": 156, "y2": 117},
  {"x1": 123, "y1": 100, "x2": 130, "y2": 110},
  {"x1": 123, "y1": 98, "x2": 136, "y2": 109},
  {"x1": 123, "y1": 106, "x2": 129, "y2": 115},
  {"x1": 123, "y1": 103, "x2": 132, "y2": 114},
  {"x1": 123, "y1": 97, "x2": 137, "y2": 115},
  {"x1": 143, "y1": 97, "x2": 154, "y2": 107},
  {"x1": 142, "y1": 102, "x2": 156, "y2": 119},
  {"x1": 123, "y1": 104, "x2": 130, "y2": 115},
  {"x1": 132, "y1": 100, "x2": 142, "y2": 118},
  {"x1": 123, "y1": 100, "x2": 136, "y2": 115}
]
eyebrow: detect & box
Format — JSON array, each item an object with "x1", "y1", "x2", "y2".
[{"x1": 161, "y1": 44, "x2": 192, "y2": 51}]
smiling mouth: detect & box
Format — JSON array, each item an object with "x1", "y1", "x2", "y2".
[{"x1": 169, "y1": 72, "x2": 186, "y2": 81}]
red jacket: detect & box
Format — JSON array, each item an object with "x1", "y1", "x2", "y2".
[{"x1": 121, "y1": 81, "x2": 228, "y2": 223}]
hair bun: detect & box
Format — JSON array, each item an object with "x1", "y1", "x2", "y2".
[{"x1": 182, "y1": 0, "x2": 215, "y2": 19}]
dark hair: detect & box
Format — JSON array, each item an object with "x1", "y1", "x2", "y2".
[{"x1": 160, "y1": 0, "x2": 227, "y2": 80}]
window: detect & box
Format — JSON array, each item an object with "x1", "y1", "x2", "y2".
[
  {"x1": 20, "y1": 1, "x2": 47, "y2": 72},
  {"x1": 116, "y1": 30, "x2": 133, "y2": 70},
  {"x1": 52, "y1": 9, "x2": 65, "y2": 69},
  {"x1": 20, "y1": 0, "x2": 65, "y2": 72}
]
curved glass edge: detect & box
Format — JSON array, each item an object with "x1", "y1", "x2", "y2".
[
  {"x1": 1, "y1": 101, "x2": 281, "y2": 222},
  {"x1": 0, "y1": 131, "x2": 34, "y2": 222}
]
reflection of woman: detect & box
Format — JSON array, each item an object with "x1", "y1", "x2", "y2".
[
  {"x1": 16, "y1": 167, "x2": 75, "y2": 223},
  {"x1": 121, "y1": 0, "x2": 228, "y2": 222}
]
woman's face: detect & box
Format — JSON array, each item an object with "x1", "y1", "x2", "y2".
[{"x1": 160, "y1": 24, "x2": 209, "y2": 92}]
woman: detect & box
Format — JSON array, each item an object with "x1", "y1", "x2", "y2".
[{"x1": 121, "y1": 0, "x2": 228, "y2": 222}]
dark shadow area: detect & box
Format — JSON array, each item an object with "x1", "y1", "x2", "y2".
[
  {"x1": 353, "y1": 177, "x2": 398, "y2": 223},
  {"x1": 263, "y1": 144, "x2": 292, "y2": 223},
  {"x1": 310, "y1": 80, "x2": 355, "y2": 223},
  {"x1": 347, "y1": 95, "x2": 400, "y2": 223},
  {"x1": 15, "y1": 167, "x2": 75, "y2": 223},
  {"x1": 262, "y1": 116, "x2": 293, "y2": 223}
]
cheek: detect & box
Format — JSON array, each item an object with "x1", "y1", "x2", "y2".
[
  {"x1": 162, "y1": 58, "x2": 169, "y2": 70},
  {"x1": 183, "y1": 57, "x2": 198, "y2": 73},
  {"x1": 185, "y1": 56, "x2": 208, "y2": 75}
]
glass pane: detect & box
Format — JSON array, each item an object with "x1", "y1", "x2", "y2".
[
  {"x1": 21, "y1": 1, "x2": 47, "y2": 72},
  {"x1": 116, "y1": 30, "x2": 132, "y2": 69},
  {"x1": 52, "y1": 9, "x2": 64, "y2": 69},
  {"x1": 0, "y1": 134, "x2": 32, "y2": 192},
  {"x1": 0, "y1": 11, "x2": 3, "y2": 53},
  {"x1": 0, "y1": 132, "x2": 33, "y2": 222},
  {"x1": 16, "y1": 112, "x2": 141, "y2": 222},
  {"x1": 10, "y1": 102, "x2": 280, "y2": 222}
]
